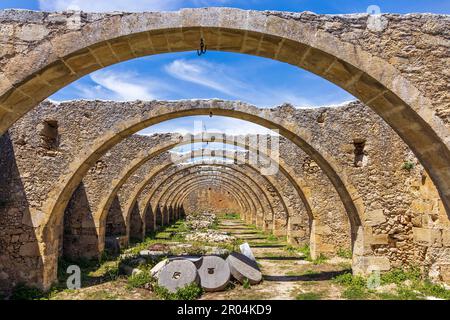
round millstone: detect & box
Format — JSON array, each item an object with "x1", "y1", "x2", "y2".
[
  {"x1": 158, "y1": 260, "x2": 199, "y2": 293},
  {"x1": 197, "y1": 256, "x2": 230, "y2": 292},
  {"x1": 226, "y1": 252, "x2": 262, "y2": 285},
  {"x1": 169, "y1": 255, "x2": 204, "y2": 268}
]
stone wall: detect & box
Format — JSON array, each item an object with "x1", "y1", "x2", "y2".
[{"x1": 0, "y1": 98, "x2": 448, "y2": 291}]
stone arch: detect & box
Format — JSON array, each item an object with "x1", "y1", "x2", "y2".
[
  {"x1": 151, "y1": 164, "x2": 280, "y2": 227},
  {"x1": 144, "y1": 164, "x2": 274, "y2": 227},
  {"x1": 172, "y1": 182, "x2": 245, "y2": 218},
  {"x1": 5, "y1": 97, "x2": 432, "y2": 289},
  {"x1": 157, "y1": 173, "x2": 256, "y2": 225},
  {"x1": 161, "y1": 179, "x2": 249, "y2": 225},
  {"x1": 151, "y1": 155, "x2": 307, "y2": 239},
  {"x1": 0, "y1": 8, "x2": 448, "y2": 219},
  {"x1": 87, "y1": 134, "x2": 319, "y2": 248},
  {"x1": 3, "y1": 99, "x2": 372, "y2": 289}
]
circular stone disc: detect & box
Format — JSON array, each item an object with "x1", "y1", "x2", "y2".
[
  {"x1": 197, "y1": 256, "x2": 231, "y2": 292},
  {"x1": 158, "y1": 260, "x2": 199, "y2": 293},
  {"x1": 226, "y1": 252, "x2": 262, "y2": 285}
]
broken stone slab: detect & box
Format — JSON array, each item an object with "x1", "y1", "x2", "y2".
[
  {"x1": 158, "y1": 260, "x2": 199, "y2": 293},
  {"x1": 151, "y1": 258, "x2": 169, "y2": 279},
  {"x1": 239, "y1": 242, "x2": 256, "y2": 262},
  {"x1": 226, "y1": 252, "x2": 262, "y2": 285},
  {"x1": 169, "y1": 255, "x2": 204, "y2": 268},
  {"x1": 197, "y1": 256, "x2": 231, "y2": 292}
]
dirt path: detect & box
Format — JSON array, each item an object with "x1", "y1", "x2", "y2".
[
  {"x1": 202, "y1": 218, "x2": 349, "y2": 300},
  {"x1": 49, "y1": 217, "x2": 351, "y2": 300}
]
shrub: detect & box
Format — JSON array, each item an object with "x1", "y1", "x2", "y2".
[
  {"x1": 127, "y1": 271, "x2": 152, "y2": 289},
  {"x1": 154, "y1": 283, "x2": 203, "y2": 300},
  {"x1": 10, "y1": 284, "x2": 46, "y2": 300},
  {"x1": 312, "y1": 254, "x2": 328, "y2": 265},
  {"x1": 380, "y1": 267, "x2": 421, "y2": 285}
]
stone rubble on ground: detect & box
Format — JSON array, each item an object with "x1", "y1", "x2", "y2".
[{"x1": 185, "y1": 230, "x2": 236, "y2": 243}]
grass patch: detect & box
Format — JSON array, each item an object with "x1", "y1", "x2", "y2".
[
  {"x1": 337, "y1": 248, "x2": 352, "y2": 259},
  {"x1": 380, "y1": 267, "x2": 421, "y2": 285},
  {"x1": 154, "y1": 283, "x2": 203, "y2": 300},
  {"x1": 222, "y1": 213, "x2": 240, "y2": 220},
  {"x1": 265, "y1": 234, "x2": 279, "y2": 242},
  {"x1": 342, "y1": 286, "x2": 369, "y2": 300},
  {"x1": 296, "y1": 291, "x2": 323, "y2": 300},
  {"x1": 127, "y1": 271, "x2": 153, "y2": 289},
  {"x1": 312, "y1": 254, "x2": 328, "y2": 265}
]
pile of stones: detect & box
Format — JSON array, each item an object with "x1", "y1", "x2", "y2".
[
  {"x1": 185, "y1": 230, "x2": 236, "y2": 243},
  {"x1": 150, "y1": 242, "x2": 262, "y2": 293},
  {"x1": 186, "y1": 211, "x2": 216, "y2": 230},
  {"x1": 184, "y1": 211, "x2": 236, "y2": 243}
]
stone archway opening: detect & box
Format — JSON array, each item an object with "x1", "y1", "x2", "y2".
[{"x1": 0, "y1": 7, "x2": 449, "y2": 296}]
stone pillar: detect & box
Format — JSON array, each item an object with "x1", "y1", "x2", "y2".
[
  {"x1": 273, "y1": 218, "x2": 287, "y2": 237},
  {"x1": 352, "y1": 226, "x2": 391, "y2": 276}
]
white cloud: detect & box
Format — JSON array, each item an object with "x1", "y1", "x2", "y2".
[
  {"x1": 165, "y1": 59, "x2": 315, "y2": 107},
  {"x1": 38, "y1": 0, "x2": 233, "y2": 12},
  {"x1": 68, "y1": 69, "x2": 178, "y2": 101}
]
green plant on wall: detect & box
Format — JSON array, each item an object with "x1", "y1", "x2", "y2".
[{"x1": 402, "y1": 161, "x2": 415, "y2": 171}]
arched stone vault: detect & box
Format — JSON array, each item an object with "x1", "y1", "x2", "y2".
[
  {"x1": 135, "y1": 162, "x2": 275, "y2": 228},
  {"x1": 157, "y1": 171, "x2": 264, "y2": 223},
  {"x1": 150, "y1": 154, "x2": 308, "y2": 239},
  {"x1": 0, "y1": 8, "x2": 448, "y2": 218},
  {"x1": 88, "y1": 134, "x2": 316, "y2": 244},
  {"x1": 150, "y1": 163, "x2": 281, "y2": 228},
  {"x1": 171, "y1": 181, "x2": 245, "y2": 217},
  {"x1": 1, "y1": 98, "x2": 448, "y2": 290}
]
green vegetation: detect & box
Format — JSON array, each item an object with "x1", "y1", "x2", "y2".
[
  {"x1": 265, "y1": 234, "x2": 279, "y2": 242},
  {"x1": 10, "y1": 284, "x2": 46, "y2": 300},
  {"x1": 242, "y1": 278, "x2": 251, "y2": 289},
  {"x1": 222, "y1": 213, "x2": 240, "y2": 220},
  {"x1": 333, "y1": 268, "x2": 450, "y2": 300},
  {"x1": 402, "y1": 161, "x2": 415, "y2": 171},
  {"x1": 312, "y1": 253, "x2": 328, "y2": 265},
  {"x1": 296, "y1": 291, "x2": 323, "y2": 300},
  {"x1": 127, "y1": 271, "x2": 153, "y2": 289},
  {"x1": 337, "y1": 248, "x2": 352, "y2": 259},
  {"x1": 154, "y1": 283, "x2": 203, "y2": 300}
]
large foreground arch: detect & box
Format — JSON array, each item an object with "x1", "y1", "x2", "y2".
[{"x1": 0, "y1": 8, "x2": 449, "y2": 217}]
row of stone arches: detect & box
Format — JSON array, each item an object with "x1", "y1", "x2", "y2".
[{"x1": 0, "y1": 8, "x2": 449, "y2": 292}]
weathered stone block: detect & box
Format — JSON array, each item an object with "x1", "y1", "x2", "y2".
[
  {"x1": 371, "y1": 233, "x2": 389, "y2": 245},
  {"x1": 365, "y1": 209, "x2": 386, "y2": 226},
  {"x1": 413, "y1": 227, "x2": 442, "y2": 247},
  {"x1": 353, "y1": 255, "x2": 391, "y2": 275},
  {"x1": 442, "y1": 229, "x2": 450, "y2": 247}
]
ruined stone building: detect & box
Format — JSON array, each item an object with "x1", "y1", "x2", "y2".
[{"x1": 0, "y1": 8, "x2": 449, "y2": 293}]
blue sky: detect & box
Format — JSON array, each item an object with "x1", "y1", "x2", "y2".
[{"x1": 2, "y1": 0, "x2": 449, "y2": 135}]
